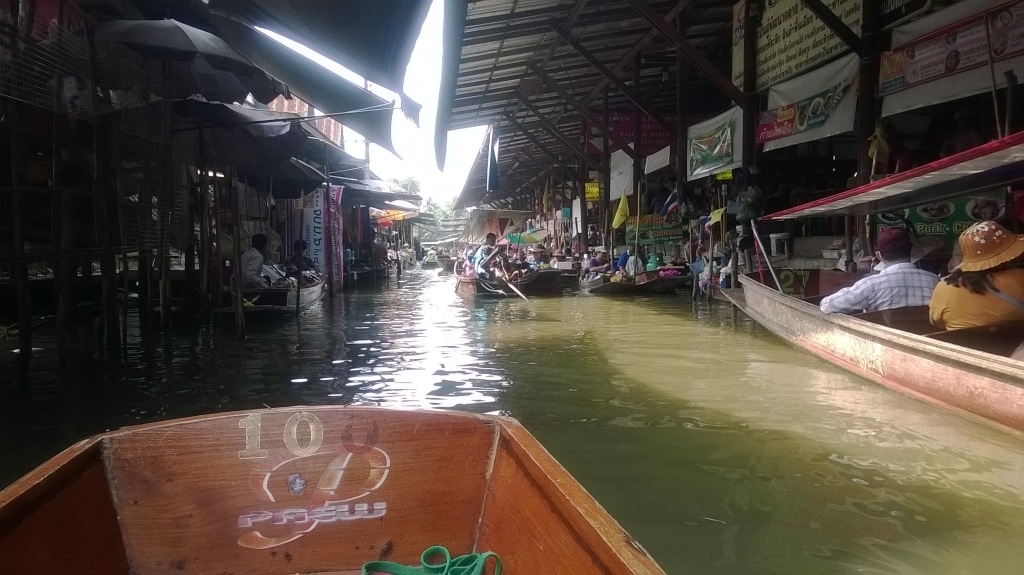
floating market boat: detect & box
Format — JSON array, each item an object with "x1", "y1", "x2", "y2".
[
  {"x1": 580, "y1": 275, "x2": 639, "y2": 295},
  {"x1": 0, "y1": 407, "x2": 664, "y2": 575},
  {"x1": 726, "y1": 132, "x2": 1024, "y2": 434},
  {"x1": 438, "y1": 255, "x2": 456, "y2": 273},
  {"x1": 455, "y1": 268, "x2": 564, "y2": 298},
  {"x1": 221, "y1": 267, "x2": 326, "y2": 313},
  {"x1": 634, "y1": 268, "x2": 691, "y2": 294}
]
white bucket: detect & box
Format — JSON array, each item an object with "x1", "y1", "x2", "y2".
[{"x1": 769, "y1": 233, "x2": 791, "y2": 256}]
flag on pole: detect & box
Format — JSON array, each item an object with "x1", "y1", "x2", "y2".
[
  {"x1": 486, "y1": 131, "x2": 500, "y2": 191},
  {"x1": 612, "y1": 191, "x2": 630, "y2": 229},
  {"x1": 659, "y1": 189, "x2": 679, "y2": 217}
]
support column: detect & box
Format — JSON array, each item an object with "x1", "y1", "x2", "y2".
[
  {"x1": 10, "y1": 116, "x2": 32, "y2": 364},
  {"x1": 676, "y1": 15, "x2": 689, "y2": 263},
  {"x1": 741, "y1": 0, "x2": 759, "y2": 279},
  {"x1": 853, "y1": 1, "x2": 880, "y2": 270},
  {"x1": 633, "y1": 53, "x2": 644, "y2": 223}
]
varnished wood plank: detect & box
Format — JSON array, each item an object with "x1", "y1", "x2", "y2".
[
  {"x1": 0, "y1": 439, "x2": 129, "y2": 575},
  {"x1": 103, "y1": 407, "x2": 495, "y2": 575},
  {"x1": 477, "y1": 419, "x2": 665, "y2": 575}
]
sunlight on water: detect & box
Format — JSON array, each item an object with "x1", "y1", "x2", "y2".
[{"x1": 3, "y1": 268, "x2": 1024, "y2": 574}]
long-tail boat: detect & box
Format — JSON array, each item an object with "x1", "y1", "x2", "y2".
[
  {"x1": 725, "y1": 132, "x2": 1024, "y2": 434},
  {"x1": 0, "y1": 406, "x2": 664, "y2": 575},
  {"x1": 455, "y1": 267, "x2": 564, "y2": 297}
]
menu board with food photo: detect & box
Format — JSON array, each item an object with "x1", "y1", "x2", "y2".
[
  {"x1": 874, "y1": 193, "x2": 1007, "y2": 249},
  {"x1": 880, "y1": 0, "x2": 1024, "y2": 96}
]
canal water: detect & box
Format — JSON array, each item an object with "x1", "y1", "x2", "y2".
[{"x1": 3, "y1": 269, "x2": 1024, "y2": 574}]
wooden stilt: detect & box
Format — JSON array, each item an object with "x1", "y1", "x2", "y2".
[
  {"x1": 10, "y1": 123, "x2": 32, "y2": 364},
  {"x1": 230, "y1": 170, "x2": 246, "y2": 338}
]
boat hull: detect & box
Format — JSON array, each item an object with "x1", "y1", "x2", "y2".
[
  {"x1": 220, "y1": 282, "x2": 326, "y2": 313},
  {"x1": 0, "y1": 407, "x2": 664, "y2": 575},
  {"x1": 455, "y1": 269, "x2": 564, "y2": 297},
  {"x1": 634, "y1": 270, "x2": 691, "y2": 294},
  {"x1": 735, "y1": 274, "x2": 1024, "y2": 434},
  {"x1": 581, "y1": 276, "x2": 638, "y2": 295}
]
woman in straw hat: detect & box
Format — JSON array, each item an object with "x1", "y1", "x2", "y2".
[{"x1": 929, "y1": 221, "x2": 1024, "y2": 330}]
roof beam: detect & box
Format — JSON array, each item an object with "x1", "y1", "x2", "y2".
[
  {"x1": 516, "y1": 94, "x2": 601, "y2": 172},
  {"x1": 624, "y1": 0, "x2": 744, "y2": 106},
  {"x1": 548, "y1": 21, "x2": 676, "y2": 136},
  {"x1": 581, "y1": 0, "x2": 692, "y2": 106},
  {"x1": 502, "y1": 113, "x2": 564, "y2": 166},
  {"x1": 796, "y1": 0, "x2": 864, "y2": 57},
  {"x1": 527, "y1": 62, "x2": 639, "y2": 161}
]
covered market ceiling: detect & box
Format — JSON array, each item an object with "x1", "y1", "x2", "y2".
[{"x1": 437, "y1": 0, "x2": 739, "y2": 209}]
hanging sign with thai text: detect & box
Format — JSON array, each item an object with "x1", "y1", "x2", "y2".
[
  {"x1": 625, "y1": 214, "x2": 688, "y2": 245},
  {"x1": 880, "y1": 1, "x2": 1024, "y2": 96},
  {"x1": 757, "y1": 77, "x2": 854, "y2": 143},
  {"x1": 732, "y1": 0, "x2": 862, "y2": 91}
]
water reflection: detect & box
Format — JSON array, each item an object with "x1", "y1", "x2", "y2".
[{"x1": 3, "y1": 269, "x2": 1024, "y2": 574}]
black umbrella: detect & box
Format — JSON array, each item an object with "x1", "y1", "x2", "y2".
[{"x1": 94, "y1": 18, "x2": 287, "y2": 104}]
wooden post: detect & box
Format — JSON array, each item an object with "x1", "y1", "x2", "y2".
[
  {"x1": 600, "y1": 86, "x2": 611, "y2": 252},
  {"x1": 10, "y1": 113, "x2": 32, "y2": 363},
  {"x1": 324, "y1": 145, "x2": 337, "y2": 298},
  {"x1": 632, "y1": 53, "x2": 644, "y2": 243},
  {"x1": 852, "y1": 1, "x2": 880, "y2": 269},
  {"x1": 230, "y1": 170, "x2": 246, "y2": 338},
  {"x1": 741, "y1": 0, "x2": 758, "y2": 281}
]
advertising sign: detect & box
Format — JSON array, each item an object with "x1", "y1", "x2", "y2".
[
  {"x1": 585, "y1": 182, "x2": 601, "y2": 201},
  {"x1": 732, "y1": 0, "x2": 862, "y2": 90},
  {"x1": 625, "y1": 213, "x2": 688, "y2": 245},
  {"x1": 686, "y1": 107, "x2": 742, "y2": 181},
  {"x1": 880, "y1": 1, "x2": 1024, "y2": 96},
  {"x1": 873, "y1": 192, "x2": 1005, "y2": 250},
  {"x1": 584, "y1": 111, "x2": 677, "y2": 155},
  {"x1": 881, "y1": 0, "x2": 933, "y2": 30},
  {"x1": 757, "y1": 78, "x2": 853, "y2": 143}
]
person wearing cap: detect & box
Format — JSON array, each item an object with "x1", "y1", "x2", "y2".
[
  {"x1": 584, "y1": 247, "x2": 611, "y2": 279},
  {"x1": 820, "y1": 227, "x2": 939, "y2": 314},
  {"x1": 929, "y1": 221, "x2": 1024, "y2": 330}
]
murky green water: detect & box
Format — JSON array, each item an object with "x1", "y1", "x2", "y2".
[{"x1": 3, "y1": 270, "x2": 1024, "y2": 574}]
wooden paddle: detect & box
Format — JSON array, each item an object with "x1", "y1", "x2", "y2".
[{"x1": 497, "y1": 259, "x2": 529, "y2": 302}]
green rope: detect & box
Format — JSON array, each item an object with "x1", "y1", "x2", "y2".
[{"x1": 362, "y1": 546, "x2": 502, "y2": 575}]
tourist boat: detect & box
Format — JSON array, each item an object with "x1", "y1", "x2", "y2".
[
  {"x1": 0, "y1": 406, "x2": 665, "y2": 575},
  {"x1": 420, "y1": 259, "x2": 440, "y2": 270},
  {"x1": 455, "y1": 268, "x2": 564, "y2": 298},
  {"x1": 438, "y1": 255, "x2": 456, "y2": 273},
  {"x1": 580, "y1": 275, "x2": 639, "y2": 295},
  {"x1": 634, "y1": 267, "x2": 691, "y2": 294},
  {"x1": 221, "y1": 267, "x2": 326, "y2": 312},
  {"x1": 725, "y1": 132, "x2": 1024, "y2": 434}
]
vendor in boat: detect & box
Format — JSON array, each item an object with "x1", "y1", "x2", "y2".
[
  {"x1": 819, "y1": 227, "x2": 938, "y2": 314},
  {"x1": 529, "y1": 244, "x2": 549, "y2": 268},
  {"x1": 929, "y1": 221, "x2": 1024, "y2": 330},
  {"x1": 240, "y1": 233, "x2": 270, "y2": 288},
  {"x1": 584, "y1": 247, "x2": 611, "y2": 279},
  {"x1": 549, "y1": 249, "x2": 569, "y2": 268},
  {"x1": 286, "y1": 239, "x2": 315, "y2": 273},
  {"x1": 473, "y1": 233, "x2": 499, "y2": 278}
]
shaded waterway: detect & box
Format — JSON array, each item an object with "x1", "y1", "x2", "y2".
[{"x1": 3, "y1": 270, "x2": 1024, "y2": 574}]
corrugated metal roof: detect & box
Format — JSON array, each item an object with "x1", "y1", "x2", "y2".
[{"x1": 439, "y1": 0, "x2": 737, "y2": 209}]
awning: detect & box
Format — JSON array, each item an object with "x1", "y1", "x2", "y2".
[
  {"x1": 460, "y1": 209, "x2": 533, "y2": 243},
  {"x1": 204, "y1": 14, "x2": 398, "y2": 155},
  {"x1": 202, "y1": 0, "x2": 432, "y2": 122},
  {"x1": 763, "y1": 131, "x2": 1024, "y2": 220}
]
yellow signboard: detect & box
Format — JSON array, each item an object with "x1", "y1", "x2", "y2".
[{"x1": 585, "y1": 182, "x2": 601, "y2": 201}]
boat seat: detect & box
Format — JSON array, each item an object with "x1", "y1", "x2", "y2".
[
  {"x1": 923, "y1": 321, "x2": 1024, "y2": 358},
  {"x1": 852, "y1": 306, "x2": 934, "y2": 335}
]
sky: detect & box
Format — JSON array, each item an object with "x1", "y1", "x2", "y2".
[{"x1": 261, "y1": 0, "x2": 487, "y2": 204}]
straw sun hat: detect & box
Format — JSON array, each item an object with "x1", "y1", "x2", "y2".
[
  {"x1": 956, "y1": 221, "x2": 1024, "y2": 272},
  {"x1": 530, "y1": 243, "x2": 547, "y2": 252}
]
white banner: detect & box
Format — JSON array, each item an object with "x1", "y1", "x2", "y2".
[
  {"x1": 686, "y1": 107, "x2": 743, "y2": 181},
  {"x1": 764, "y1": 53, "x2": 859, "y2": 151},
  {"x1": 882, "y1": 0, "x2": 1024, "y2": 117},
  {"x1": 645, "y1": 145, "x2": 672, "y2": 174},
  {"x1": 609, "y1": 146, "x2": 634, "y2": 201}
]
